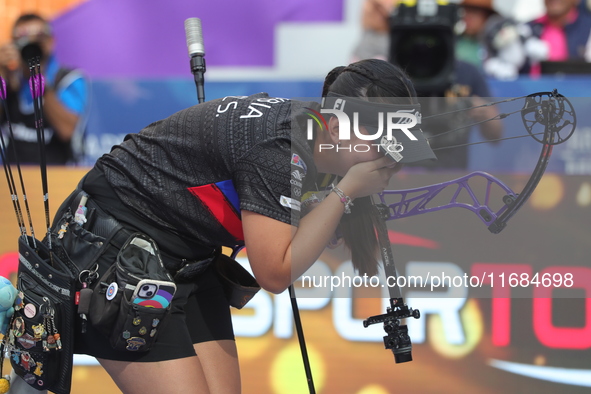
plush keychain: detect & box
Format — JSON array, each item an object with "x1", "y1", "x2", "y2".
[
  {"x1": 0, "y1": 276, "x2": 19, "y2": 394},
  {"x1": 0, "y1": 276, "x2": 18, "y2": 335}
]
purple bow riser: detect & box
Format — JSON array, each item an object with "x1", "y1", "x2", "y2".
[{"x1": 379, "y1": 171, "x2": 517, "y2": 228}]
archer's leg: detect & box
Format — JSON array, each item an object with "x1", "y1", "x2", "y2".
[
  {"x1": 193, "y1": 339, "x2": 241, "y2": 394},
  {"x1": 98, "y1": 356, "x2": 211, "y2": 394},
  {"x1": 183, "y1": 266, "x2": 240, "y2": 393}
]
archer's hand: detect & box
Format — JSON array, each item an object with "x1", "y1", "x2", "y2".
[{"x1": 338, "y1": 156, "x2": 402, "y2": 199}]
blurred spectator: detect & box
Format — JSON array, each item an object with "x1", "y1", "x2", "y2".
[
  {"x1": 417, "y1": 59, "x2": 502, "y2": 169},
  {"x1": 351, "y1": 0, "x2": 503, "y2": 169},
  {"x1": 456, "y1": 0, "x2": 497, "y2": 68},
  {"x1": 523, "y1": 0, "x2": 591, "y2": 75},
  {"x1": 456, "y1": 0, "x2": 549, "y2": 80},
  {"x1": 351, "y1": 0, "x2": 397, "y2": 61},
  {"x1": 0, "y1": 13, "x2": 89, "y2": 165}
]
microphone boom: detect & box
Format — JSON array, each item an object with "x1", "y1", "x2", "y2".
[
  {"x1": 184, "y1": 18, "x2": 206, "y2": 103},
  {"x1": 185, "y1": 18, "x2": 205, "y2": 56}
]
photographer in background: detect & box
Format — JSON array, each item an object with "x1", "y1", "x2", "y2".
[
  {"x1": 366, "y1": 1, "x2": 503, "y2": 169},
  {"x1": 415, "y1": 60, "x2": 502, "y2": 169},
  {"x1": 0, "y1": 13, "x2": 88, "y2": 165}
]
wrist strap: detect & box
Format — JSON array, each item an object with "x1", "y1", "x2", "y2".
[{"x1": 331, "y1": 186, "x2": 354, "y2": 214}]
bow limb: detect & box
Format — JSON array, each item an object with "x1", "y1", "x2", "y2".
[
  {"x1": 487, "y1": 91, "x2": 575, "y2": 233},
  {"x1": 487, "y1": 144, "x2": 551, "y2": 233}
]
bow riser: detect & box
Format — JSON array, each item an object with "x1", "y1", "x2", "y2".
[{"x1": 379, "y1": 171, "x2": 517, "y2": 229}]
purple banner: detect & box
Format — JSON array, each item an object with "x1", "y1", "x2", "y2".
[{"x1": 52, "y1": 0, "x2": 344, "y2": 77}]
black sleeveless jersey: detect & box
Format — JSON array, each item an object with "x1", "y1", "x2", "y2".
[{"x1": 98, "y1": 93, "x2": 318, "y2": 248}]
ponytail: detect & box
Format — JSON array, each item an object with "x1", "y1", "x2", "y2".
[
  {"x1": 320, "y1": 59, "x2": 417, "y2": 276},
  {"x1": 339, "y1": 196, "x2": 380, "y2": 276}
]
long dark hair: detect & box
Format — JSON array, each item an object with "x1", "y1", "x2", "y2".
[{"x1": 321, "y1": 59, "x2": 417, "y2": 276}]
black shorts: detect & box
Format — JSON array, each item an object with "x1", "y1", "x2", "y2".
[{"x1": 74, "y1": 265, "x2": 235, "y2": 362}]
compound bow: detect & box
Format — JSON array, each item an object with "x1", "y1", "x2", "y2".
[{"x1": 363, "y1": 89, "x2": 577, "y2": 362}]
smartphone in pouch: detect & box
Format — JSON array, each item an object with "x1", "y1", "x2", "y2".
[{"x1": 131, "y1": 280, "x2": 177, "y2": 309}]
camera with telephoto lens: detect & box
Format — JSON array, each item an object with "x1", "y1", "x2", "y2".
[
  {"x1": 15, "y1": 37, "x2": 45, "y2": 63},
  {"x1": 389, "y1": 0, "x2": 459, "y2": 95},
  {"x1": 389, "y1": 1, "x2": 479, "y2": 169}
]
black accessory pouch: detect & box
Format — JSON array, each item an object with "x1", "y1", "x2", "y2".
[
  {"x1": 172, "y1": 249, "x2": 219, "y2": 283},
  {"x1": 89, "y1": 233, "x2": 175, "y2": 352},
  {"x1": 50, "y1": 190, "x2": 125, "y2": 276},
  {"x1": 8, "y1": 235, "x2": 77, "y2": 394},
  {"x1": 213, "y1": 254, "x2": 260, "y2": 309},
  {"x1": 6, "y1": 189, "x2": 124, "y2": 394}
]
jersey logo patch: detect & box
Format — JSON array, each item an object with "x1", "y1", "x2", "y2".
[
  {"x1": 280, "y1": 195, "x2": 301, "y2": 211},
  {"x1": 291, "y1": 153, "x2": 307, "y2": 172},
  {"x1": 291, "y1": 170, "x2": 304, "y2": 181},
  {"x1": 188, "y1": 180, "x2": 244, "y2": 241}
]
